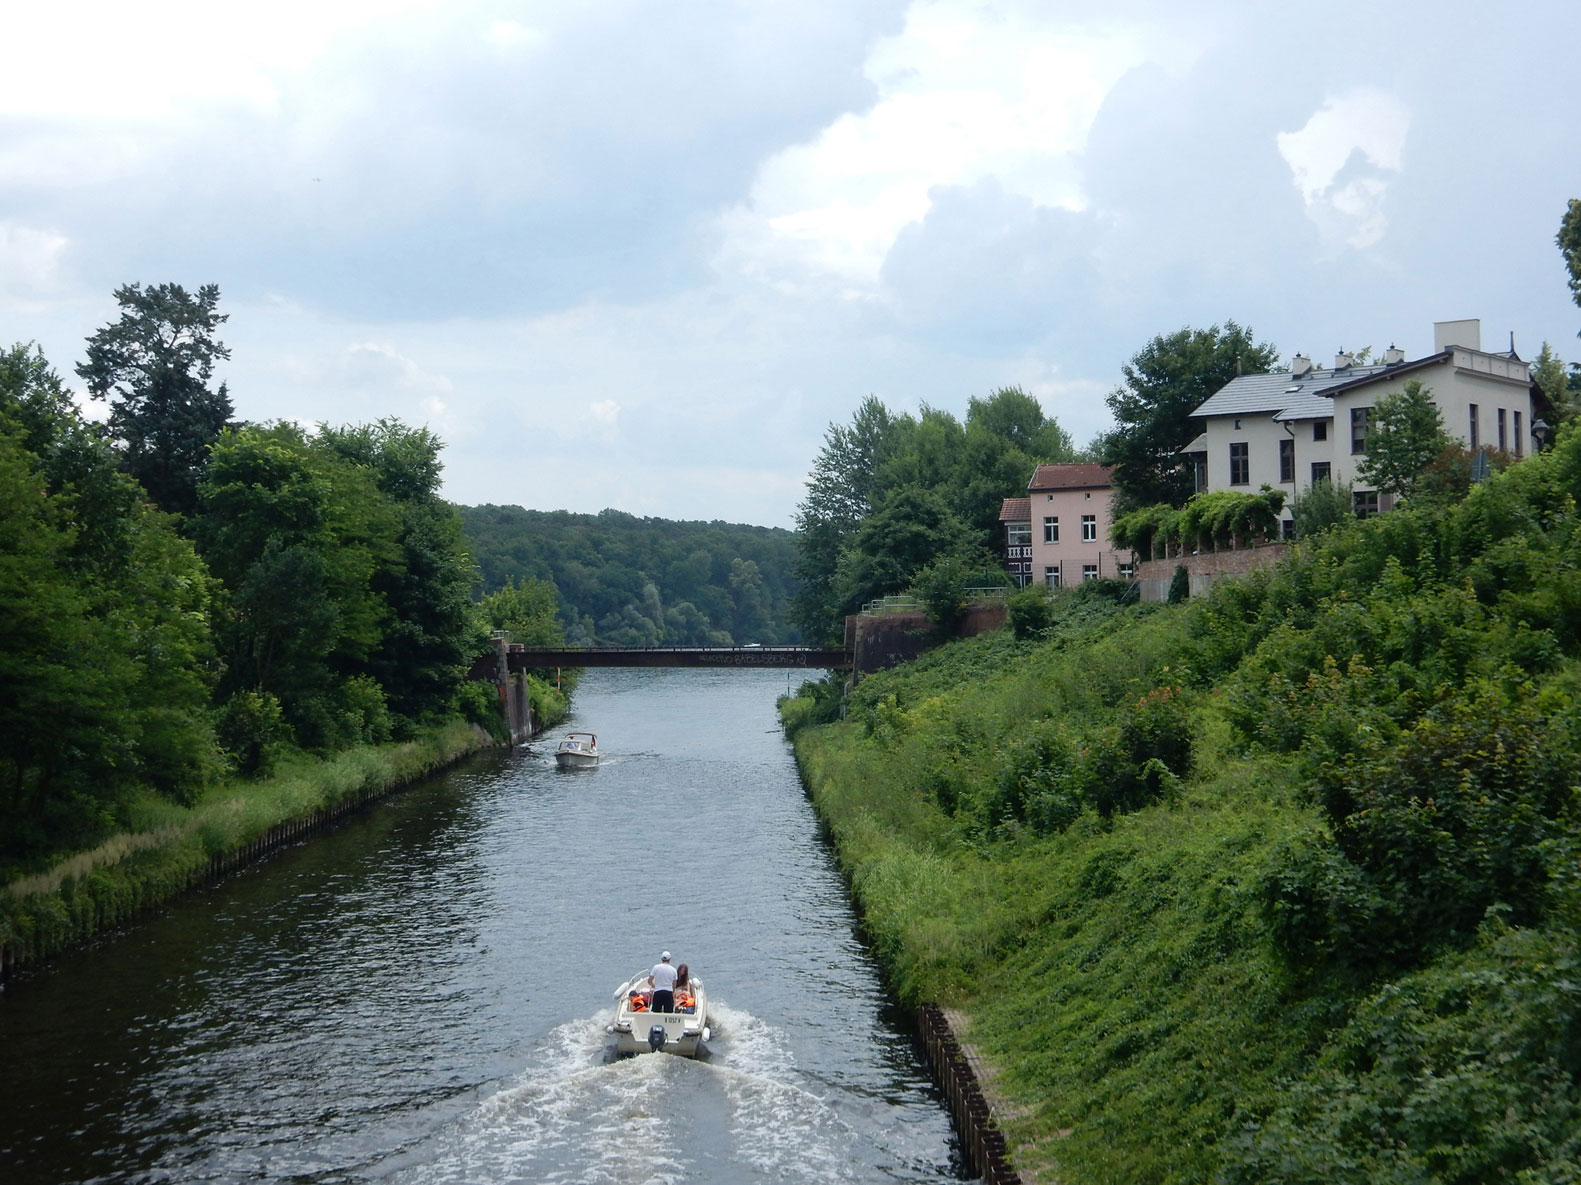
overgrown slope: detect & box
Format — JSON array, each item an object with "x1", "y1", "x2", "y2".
[{"x1": 784, "y1": 426, "x2": 1581, "y2": 1183}]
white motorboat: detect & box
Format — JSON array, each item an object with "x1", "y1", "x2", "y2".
[
  {"x1": 553, "y1": 732, "x2": 599, "y2": 768},
  {"x1": 608, "y1": 970, "x2": 709, "y2": 1056}
]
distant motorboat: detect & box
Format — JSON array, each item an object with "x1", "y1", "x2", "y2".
[
  {"x1": 608, "y1": 970, "x2": 709, "y2": 1056},
  {"x1": 554, "y1": 732, "x2": 599, "y2": 769}
]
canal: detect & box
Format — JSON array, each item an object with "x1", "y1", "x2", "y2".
[{"x1": 0, "y1": 667, "x2": 967, "y2": 1184}]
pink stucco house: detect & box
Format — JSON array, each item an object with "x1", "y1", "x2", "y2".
[{"x1": 1025, "y1": 464, "x2": 1130, "y2": 588}]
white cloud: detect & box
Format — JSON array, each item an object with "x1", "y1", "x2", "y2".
[
  {"x1": 0, "y1": 223, "x2": 70, "y2": 311},
  {"x1": 486, "y1": 18, "x2": 545, "y2": 50},
  {"x1": 0, "y1": 1, "x2": 443, "y2": 122},
  {"x1": 1277, "y1": 87, "x2": 1411, "y2": 249},
  {"x1": 342, "y1": 341, "x2": 454, "y2": 397},
  {"x1": 719, "y1": 1, "x2": 1161, "y2": 286}
]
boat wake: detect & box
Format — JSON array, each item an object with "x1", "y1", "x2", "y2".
[{"x1": 374, "y1": 1005, "x2": 872, "y2": 1184}]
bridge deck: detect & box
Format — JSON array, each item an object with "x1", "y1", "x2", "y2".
[{"x1": 469, "y1": 646, "x2": 850, "y2": 678}]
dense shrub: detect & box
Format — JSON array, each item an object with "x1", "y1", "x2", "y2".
[
  {"x1": 1167, "y1": 563, "x2": 1189, "y2": 603},
  {"x1": 453, "y1": 680, "x2": 508, "y2": 742},
  {"x1": 1264, "y1": 686, "x2": 1577, "y2": 978},
  {"x1": 1085, "y1": 685, "x2": 1193, "y2": 818},
  {"x1": 1226, "y1": 922, "x2": 1581, "y2": 1185},
  {"x1": 1007, "y1": 584, "x2": 1058, "y2": 638},
  {"x1": 215, "y1": 690, "x2": 294, "y2": 777},
  {"x1": 992, "y1": 719, "x2": 1084, "y2": 832}
]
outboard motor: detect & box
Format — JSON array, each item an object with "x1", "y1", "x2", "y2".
[{"x1": 647, "y1": 1025, "x2": 667, "y2": 1052}]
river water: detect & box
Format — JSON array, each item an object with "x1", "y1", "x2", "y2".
[{"x1": 0, "y1": 668, "x2": 967, "y2": 1184}]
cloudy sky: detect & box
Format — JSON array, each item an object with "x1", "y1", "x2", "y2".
[{"x1": 4, "y1": 0, "x2": 1579, "y2": 527}]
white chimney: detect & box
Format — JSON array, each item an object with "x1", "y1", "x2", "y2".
[
  {"x1": 1384, "y1": 344, "x2": 1405, "y2": 365},
  {"x1": 1434, "y1": 319, "x2": 1481, "y2": 352},
  {"x1": 1291, "y1": 354, "x2": 1312, "y2": 378},
  {"x1": 1334, "y1": 350, "x2": 1354, "y2": 370}
]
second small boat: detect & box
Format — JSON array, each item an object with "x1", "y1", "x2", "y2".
[{"x1": 554, "y1": 732, "x2": 599, "y2": 769}]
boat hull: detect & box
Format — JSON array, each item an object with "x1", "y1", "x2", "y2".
[
  {"x1": 609, "y1": 972, "x2": 707, "y2": 1057},
  {"x1": 553, "y1": 732, "x2": 599, "y2": 768}
]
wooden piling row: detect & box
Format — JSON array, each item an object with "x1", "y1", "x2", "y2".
[
  {"x1": 203, "y1": 784, "x2": 387, "y2": 881},
  {"x1": 916, "y1": 1003, "x2": 1022, "y2": 1185}
]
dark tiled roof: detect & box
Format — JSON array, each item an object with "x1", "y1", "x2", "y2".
[
  {"x1": 1192, "y1": 363, "x2": 1396, "y2": 419},
  {"x1": 1000, "y1": 497, "x2": 1030, "y2": 522},
  {"x1": 1027, "y1": 463, "x2": 1113, "y2": 492}
]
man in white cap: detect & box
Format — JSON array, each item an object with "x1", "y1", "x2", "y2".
[{"x1": 648, "y1": 951, "x2": 678, "y2": 1013}]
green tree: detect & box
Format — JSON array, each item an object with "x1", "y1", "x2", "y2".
[
  {"x1": 792, "y1": 396, "x2": 907, "y2": 639},
  {"x1": 2, "y1": 344, "x2": 217, "y2": 856},
  {"x1": 912, "y1": 553, "x2": 973, "y2": 636},
  {"x1": 197, "y1": 422, "x2": 397, "y2": 749},
  {"x1": 729, "y1": 557, "x2": 772, "y2": 643},
  {"x1": 76, "y1": 283, "x2": 235, "y2": 516},
  {"x1": 318, "y1": 419, "x2": 481, "y2": 724},
  {"x1": 832, "y1": 485, "x2": 976, "y2": 615},
  {"x1": 1290, "y1": 477, "x2": 1356, "y2": 538},
  {"x1": 965, "y1": 386, "x2": 1073, "y2": 457},
  {"x1": 479, "y1": 576, "x2": 564, "y2": 648},
  {"x1": 1101, "y1": 322, "x2": 1279, "y2": 510},
  {"x1": 1355, "y1": 379, "x2": 1453, "y2": 500},
  {"x1": 1559, "y1": 197, "x2": 1581, "y2": 324},
  {"x1": 1532, "y1": 341, "x2": 1576, "y2": 423}
]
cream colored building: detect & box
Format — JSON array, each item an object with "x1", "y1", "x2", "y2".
[
  {"x1": 1025, "y1": 464, "x2": 1129, "y2": 588},
  {"x1": 1185, "y1": 319, "x2": 1546, "y2": 529}
]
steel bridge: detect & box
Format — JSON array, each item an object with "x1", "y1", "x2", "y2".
[{"x1": 468, "y1": 645, "x2": 850, "y2": 679}]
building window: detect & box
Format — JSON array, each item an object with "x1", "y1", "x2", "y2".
[
  {"x1": 1281, "y1": 518, "x2": 1296, "y2": 540},
  {"x1": 1354, "y1": 489, "x2": 1379, "y2": 518},
  {"x1": 1351, "y1": 406, "x2": 1372, "y2": 454},
  {"x1": 1081, "y1": 514, "x2": 1097, "y2": 542},
  {"x1": 1311, "y1": 461, "x2": 1331, "y2": 485},
  {"x1": 1229, "y1": 441, "x2": 1249, "y2": 485},
  {"x1": 1515, "y1": 410, "x2": 1524, "y2": 457},
  {"x1": 1118, "y1": 562, "x2": 1135, "y2": 579},
  {"x1": 1498, "y1": 408, "x2": 1507, "y2": 452},
  {"x1": 1006, "y1": 521, "x2": 1030, "y2": 548},
  {"x1": 1082, "y1": 564, "x2": 1099, "y2": 582},
  {"x1": 1044, "y1": 565, "x2": 1061, "y2": 589},
  {"x1": 1313, "y1": 419, "x2": 1328, "y2": 442},
  {"x1": 1043, "y1": 516, "x2": 1059, "y2": 543},
  {"x1": 1279, "y1": 438, "x2": 1294, "y2": 483},
  {"x1": 1193, "y1": 456, "x2": 1207, "y2": 493},
  {"x1": 1468, "y1": 403, "x2": 1479, "y2": 449}
]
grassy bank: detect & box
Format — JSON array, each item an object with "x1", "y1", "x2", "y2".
[
  {"x1": 787, "y1": 626, "x2": 1321, "y2": 1183},
  {"x1": 0, "y1": 719, "x2": 488, "y2": 975},
  {"x1": 782, "y1": 437, "x2": 1581, "y2": 1183}
]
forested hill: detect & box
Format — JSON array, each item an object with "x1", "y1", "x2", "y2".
[{"x1": 459, "y1": 505, "x2": 801, "y2": 646}]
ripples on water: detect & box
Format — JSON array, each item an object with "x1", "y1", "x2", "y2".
[{"x1": 0, "y1": 668, "x2": 967, "y2": 1183}]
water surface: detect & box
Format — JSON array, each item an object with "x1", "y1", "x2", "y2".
[{"x1": 0, "y1": 667, "x2": 966, "y2": 1183}]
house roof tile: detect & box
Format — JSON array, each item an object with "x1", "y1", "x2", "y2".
[
  {"x1": 1000, "y1": 497, "x2": 1030, "y2": 521},
  {"x1": 1192, "y1": 364, "x2": 1396, "y2": 419},
  {"x1": 1027, "y1": 463, "x2": 1113, "y2": 491}
]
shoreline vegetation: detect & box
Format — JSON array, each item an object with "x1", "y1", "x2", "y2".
[
  {"x1": 780, "y1": 424, "x2": 1581, "y2": 1183},
  {"x1": 0, "y1": 714, "x2": 547, "y2": 981}
]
